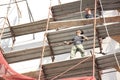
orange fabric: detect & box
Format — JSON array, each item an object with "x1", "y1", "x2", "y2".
[
  {"x1": 0, "y1": 51, "x2": 36, "y2": 80},
  {"x1": 60, "y1": 76, "x2": 96, "y2": 80}
]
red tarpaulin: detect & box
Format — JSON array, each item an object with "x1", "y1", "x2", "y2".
[
  {"x1": 60, "y1": 76, "x2": 96, "y2": 80},
  {"x1": 0, "y1": 50, "x2": 36, "y2": 80}
]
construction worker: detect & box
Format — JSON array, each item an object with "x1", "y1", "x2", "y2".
[
  {"x1": 84, "y1": 8, "x2": 94, "y2": 18},
  {"x1": 64, "y1": 30, "x2": 88, "y2": 59}
]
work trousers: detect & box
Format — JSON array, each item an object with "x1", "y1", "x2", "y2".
[{"x1": 70, "y1": 44, "x2": 85, "y2": 59}]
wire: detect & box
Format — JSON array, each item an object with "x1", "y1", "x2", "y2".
[{"x1": 38, "y1": 0, "x2": 52, "y2": 80}]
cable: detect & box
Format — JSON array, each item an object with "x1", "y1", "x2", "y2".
[{"x1": 38, "y1": 0, "x2": 52, "y2": 80}]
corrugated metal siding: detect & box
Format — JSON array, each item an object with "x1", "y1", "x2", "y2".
[
  {"x1": 51, "y1": 0, "x2": 120, "y2": 21},
  {"x1": 47, "y1": 24, "x2": 100, "y2": 55},
  {"x1": 43, "y1": 52, "x2": 120, "y2": 80}
]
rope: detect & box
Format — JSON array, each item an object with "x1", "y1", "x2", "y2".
[
  {"x1": 99, "y1": 0, "x2": 120, "y2": 71},
  {"x1": 114, "y1": 52, "x2": 120, "y2": 70},
  {"x1": 0, "y1": 0, "x2": 12, "y2": 46},
  {"x1": 50, "y1": 57, "x2": 92, "y2": 80},
  {"x1": 0, "y1": 0, "x2": 25, "y2": 7},
  {"x1": 98, "y1": 0, "x2": 110, "y2": 37},
  {"x1": 25, "y1": 0, "x2": 35, "y2": 39},
  {"x1": 38, "y1": 0, "x2": 52, "y2": 80},
  {"x1": 25, "y1": 0, "x2": 34, "y2": 22},
  {"x1": 92, "y1": 0, "x2": 97, "y2": 77},
  {"x1": 14, "y1": 0, "x2": 22, "y2": 18}
]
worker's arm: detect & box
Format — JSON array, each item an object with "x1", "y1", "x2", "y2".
[
  {"x1": 64, "y1": 41, "x2": 73, "y2": 45},
  {"x1": 81, "y1": 35, "x2": 88, "y2": 40}
]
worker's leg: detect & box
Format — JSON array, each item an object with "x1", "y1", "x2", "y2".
[
  {"x1": 76, "y1": 44, "x2": 85, "y2": 57},
  {"x1": 70, "y1": 45, "x2": 77, "y2": 59}
]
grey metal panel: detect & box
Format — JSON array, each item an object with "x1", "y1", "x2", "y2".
[
  {"x1": 96, "y1": 52, "x2": 120, "y2": 70},
  {"x1": 48, "y1": 25, "x2": 94, "y2": 43},
  {"x1": 51, "y1": 0, "x2": 120, "y2": 21},
  {"x1": 23, "y1": 52, "x2": 120, "y2": 79},
  {"x1": 47, "y1": 25, "x2": 101, "y2": 56},
  {"x1": 42, "y1": 52, "x2": 120, "y2": 80},
  {"x1": 97, "y1": 23, "x2": 120, "y2": 38},
  {"x1": 101, "y1": 0, "x2": 120, "y2": 3},
  {"x1": 54, "y1": 12, "x2": 85, "y2": 21},
  {"x1": 51, "y1": 0, "x2": 95, "y2": 20},
  {"x1": 0, "y1": 28, "x2": 12, "y2": 39},
  {"x1": 13, "y1": 19, "x2": 53, "y2": 36},
  {"x1": 52, "y1": 43, "x2": 99, "y2": 55},
  {"x1": 101, "y1": 4, "x2": 120, "y2": 10},
  {"x1": 43, "y1": 57, "x2": 95, "y2": 79},
  {"x1": 4, "y1": 46, "x2": 51, "y2": 63},
  {"x1": 4, "y1": 22, "x2": 120, "y2": 63}
]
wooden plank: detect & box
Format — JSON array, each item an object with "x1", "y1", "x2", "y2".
[
  {"x1": 111, "y1": 35, "x2": 120, "y2": 43},
  {"x1": 1, "y1": 18, "x2": 53, "y2": 39},
  {"x1": 49, "y1": 16, "x2": 120, "y2": 30}
]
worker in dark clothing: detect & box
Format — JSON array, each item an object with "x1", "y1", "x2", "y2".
[
  {"x1": 64, "y1": 30, "x2": 88, "y2": 59},
  {"x1": 85, "y1": 8, "x2": 94, "y2": 18}
]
